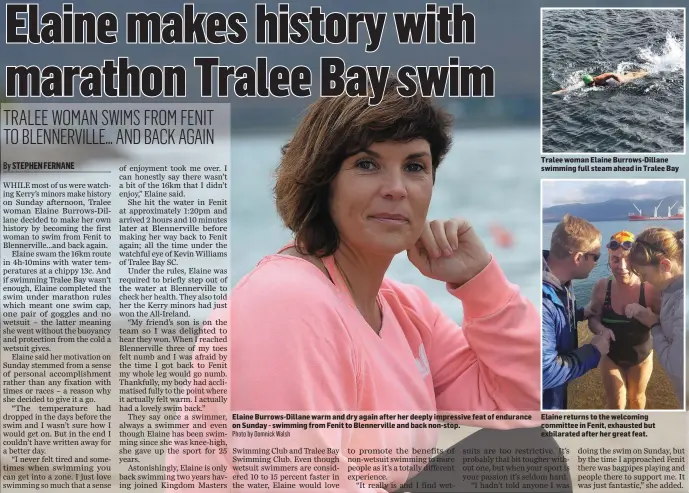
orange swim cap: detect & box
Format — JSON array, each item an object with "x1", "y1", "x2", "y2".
[
  {"x1": 610, "y1": 230, "x2": 635, "y2": 243},
  {"x1": 606, "y1": 230, "x2": 635, "y2": 250}
]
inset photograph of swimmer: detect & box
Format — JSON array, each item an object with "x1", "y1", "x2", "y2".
[
  {"x1": 541, "y1": 8, "x2": 685, "y2": 154},
  {"x1": 541, "y1": 179, "x2": 685, "y2": 411}
]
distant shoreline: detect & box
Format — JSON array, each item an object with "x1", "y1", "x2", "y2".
[{"x1": 543, "y1": 218, "x2": 685, "y2": 224}]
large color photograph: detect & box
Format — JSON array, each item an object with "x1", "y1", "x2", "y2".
[
  {"x1": 542, "y1": 8, "x2": 686, "y2": 154},
  {"x1": 541, "y1": 179, "x2": 685, "y2": 411}
]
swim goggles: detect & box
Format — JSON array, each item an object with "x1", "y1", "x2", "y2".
[
  {"x1": 606, "y1": 239, "x2": 634, "y2": 250},
  {"x1": 606, "y1": 231, "x2": 635, "y2": 250}
]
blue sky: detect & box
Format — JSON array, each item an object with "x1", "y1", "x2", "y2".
[{"x1": 542, "y1": 179, "x2": 684, "y2": 208}]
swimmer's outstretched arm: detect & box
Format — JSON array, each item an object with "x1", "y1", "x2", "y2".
[{"x1": 595, "y1": 72, "x2": 621, "y2": 83}]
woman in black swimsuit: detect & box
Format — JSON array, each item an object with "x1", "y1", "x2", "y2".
[{"x1": 587, "y1": 231, "x2": 661, "y2": 409}]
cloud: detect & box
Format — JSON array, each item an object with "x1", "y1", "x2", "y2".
[{"x1": 542, "y1": 180, "x2": 683, "y2": 207}]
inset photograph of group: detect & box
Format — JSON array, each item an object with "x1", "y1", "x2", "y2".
[
  {"x1": 541, "y1": 179, "x2": 685, "y2": 411},
  {"x1": 541, "y1": 8, "x2": 685, "y2": 154}
]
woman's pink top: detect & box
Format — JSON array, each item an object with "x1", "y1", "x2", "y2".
[{"x1": 166, "y1": 250, "x2": 540, "y2": 492}]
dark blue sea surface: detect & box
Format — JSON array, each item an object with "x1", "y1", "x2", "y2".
[{"x1": 542, "y1": 9, "x2": 685, "y2": 153}]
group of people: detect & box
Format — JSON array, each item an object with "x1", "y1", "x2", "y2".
[{"x1": 542, "y1": 214, "x2": 684, "y2": 410}]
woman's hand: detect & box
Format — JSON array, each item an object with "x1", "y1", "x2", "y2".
[
  {"x1": 625, "y1": 303, "x2": 660, "y2": 328},
  {"x1": 407, "y1": 218, "x2": 491, "y2": 287},
  {"x1": 588, "y1": 317, "x2": 616, "y2": 342}
]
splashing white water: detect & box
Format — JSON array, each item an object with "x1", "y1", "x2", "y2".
[
  {"x1": 562, "y1": 71, "x2": 586, "y2": 89},
  {"x1": 557, "y1": 70, "x2": 591, "y2": 92},
  {"x1": 554, "y1": 70, "x2": 603, "y2": 98},
  {"x1": 629, "y1": 31, "x2": 684, "y2": 74}
]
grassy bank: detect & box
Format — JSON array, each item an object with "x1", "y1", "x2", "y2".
[{"x1": 568, "y1": 320, "x2": 680, "y2": 410}]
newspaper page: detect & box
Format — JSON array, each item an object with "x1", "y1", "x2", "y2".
[{"x1": 1, "y1": 1, "x2": 687, "y2": 493}]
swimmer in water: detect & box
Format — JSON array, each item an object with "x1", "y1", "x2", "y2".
[{"x1": 582, "y1": 73, "x2": 622, "y2": 87}]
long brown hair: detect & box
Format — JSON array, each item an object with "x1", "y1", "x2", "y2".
[{"x1": 629, "y1": 227, "x2": 684, "y2": 272}]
